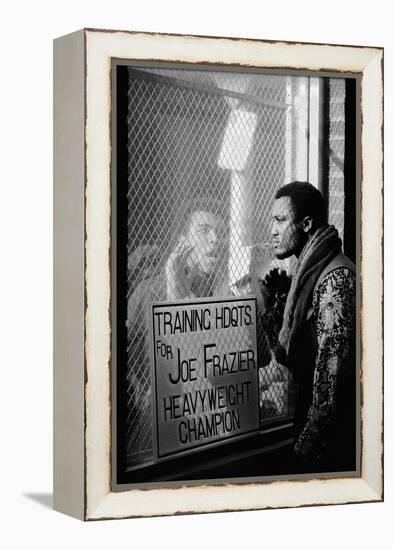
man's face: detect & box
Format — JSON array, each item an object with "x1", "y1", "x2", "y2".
[
  {"x1": 186, "y1": 211, "x2": 221, "y2": 275},
  {"x1": 271, "y1": 196, "x2": 306, "y2": 259}
]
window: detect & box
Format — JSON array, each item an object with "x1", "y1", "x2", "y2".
[{"x1": 118, "y1": 65, "x2": 349, "y2": 472}]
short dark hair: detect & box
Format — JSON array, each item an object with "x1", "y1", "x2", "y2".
[
  {"x1": 181, "y1": 196, "x2": 226, "y2": 235},
  {"x1": 275, "y1": 181, "x2": 327, "y2": 228}
]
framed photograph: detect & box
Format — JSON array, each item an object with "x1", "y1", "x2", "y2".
[{"x1": 53, "y1": 29, "x2": 383, "y2": 520}]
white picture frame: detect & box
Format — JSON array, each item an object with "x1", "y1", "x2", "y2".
[{"x1": 53, "y1": 28, "x2": 383, "y2": 520}]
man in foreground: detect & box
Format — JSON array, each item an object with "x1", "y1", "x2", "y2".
[{"x1": 259, "y1": 181, "x2": 356, "y2": 471}]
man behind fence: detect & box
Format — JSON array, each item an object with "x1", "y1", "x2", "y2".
[
  {"x1": 258, "y1": 181, "x2": 356, "y2": 472},
  {"x1": 126, "y1": 203, "x2": 230, "y2": 458}
]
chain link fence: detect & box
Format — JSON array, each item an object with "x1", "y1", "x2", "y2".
[
  {"x1": 125, "y1": 67, "x2": 296, "y2": 465},
  {"x1": 327, "y1": 78, "x2": 346, "y2": 240}
]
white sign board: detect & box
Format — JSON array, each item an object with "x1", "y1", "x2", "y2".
[{"x1": 151, "y1": 297, "x2": 260, "y2": 459}]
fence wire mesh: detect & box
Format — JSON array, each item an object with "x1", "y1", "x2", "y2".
[
  {"x1": 125, "y1": 67, "x2": 294, "y2": 464},
  {"x1": 327, "y1": 78, "x2": 346, "y2": 241}
]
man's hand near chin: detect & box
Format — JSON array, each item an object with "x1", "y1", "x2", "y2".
[{"x1": 165, "y1": 237, "x2": 197, "y2": 300}]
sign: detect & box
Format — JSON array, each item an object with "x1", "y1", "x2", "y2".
[{"x1": 151, "y1": 297, "x2": 260, "y2": 458}]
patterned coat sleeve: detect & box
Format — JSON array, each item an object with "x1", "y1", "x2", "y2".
[{"x1": 294, "y1": 267, "x2": 356, "y2": 462}]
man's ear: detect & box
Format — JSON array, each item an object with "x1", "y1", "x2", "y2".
[{"x1": 302, "y1": 216, "x2": 313, "y2": 233}]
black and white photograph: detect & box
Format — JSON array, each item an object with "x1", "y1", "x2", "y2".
[
  {"x1": 50, "y1": 26, "x2": 383, "y2": 522},
  {"x1": 113, "y1": 64, "x2": 358, "y2": 485},
  {"x1": 1, "y1": 0, "x2": 390, "y2": 543}
]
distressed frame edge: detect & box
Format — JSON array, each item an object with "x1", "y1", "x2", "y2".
[
  {"x1": 53, "y1": 29, "x2": 86, "y2": 520},
  {"x1": 82, "y1": 30, "x2": 383, "y2": 520}
]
